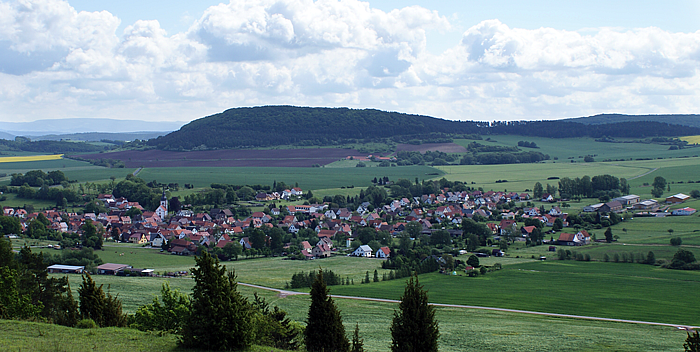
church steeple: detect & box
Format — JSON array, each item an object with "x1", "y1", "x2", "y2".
[{"x1": 160, "y1": 189, "x2": 168, "y2": 211}]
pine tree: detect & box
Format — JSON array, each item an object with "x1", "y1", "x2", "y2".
[
  {"x1": 305, "y1": 269, "x2": 349, "y2": 352},
  {"x1": 78, "y1": 273, "x2": 126, "y2": 327},
  {"x1": 685, "y1": 330, "x2": 700, "y2": 352},
  {"x1": 180, "y1": 251, "x2": 252, "y2": 351},
  {"x1": 373, "y1": 270, "x2": 379, "y2": 283},
  {"x1": 351, "y1": 323, "x2": 364, "y2": 352},
  {"x1": 390, "y1": 274, "x2": 439, "y2": 352}
]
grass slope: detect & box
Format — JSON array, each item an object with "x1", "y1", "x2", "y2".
[{"x1": 0, "y1": 319, "x2": 290, "y2": 352}]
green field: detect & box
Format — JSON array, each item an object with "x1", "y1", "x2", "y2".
[
  {"x1": 437, "y1": 155, "x2": 700, "y2": 200},
  {"x1": 454, "y1": 136, "x2": 700, "y2": 161},
  {"x1": 136, "y1": 165, "x2": 443, "y2": 190},
  {"x1": 2, "y1": 300, "x2": 690, "y2": 352},
  {"x1": 437, "y1": 161, "x2": 650, "y2": 194},
  {"x1": 54, "y1": 247, "x2": 700, "y2": 328},
  {"x1": 51, "y1": 268, "x2": 697, "y2": 351},
  {"x1": 328, "y1": 261, "x2": 700, "y2": 326}
]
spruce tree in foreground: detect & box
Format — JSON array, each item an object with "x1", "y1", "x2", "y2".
[
  {"x1": 305, "y1": 269, "x2": 349, "y2": 352},
  {"x1": 180, "y1": 251, "x2": 252, "y2": 351},
  {"x1": 390, "y1": 274, "x2": 439, "y2": 352},
  {"x1": 685, "y1": 330, "x2": 700, "y2": 352},
  {"x1": 77, "y1": 273, "x2": 126, "y2": 327},
  {"x1": 351, "y1": 322, "x2": 365, "y2": 352}
]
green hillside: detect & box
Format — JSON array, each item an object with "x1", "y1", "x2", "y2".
[
  {"x1": 566, "y1": 113, "x2": 700, "y2": 127},
  {"x1": 147, "y1": 106, "x2": 700, "y2": 150}
]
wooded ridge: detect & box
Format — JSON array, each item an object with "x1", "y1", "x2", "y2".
[{"x1": 147, "y1": 106, "x2": 700, "y2": 150}]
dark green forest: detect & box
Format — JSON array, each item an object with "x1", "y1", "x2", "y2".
[
  {"x1": 148, "y1": 106, "x2": 700, "y2": 150},
  {"x1": 0, "y1": 139, "x2": 104, "y2": 153}
]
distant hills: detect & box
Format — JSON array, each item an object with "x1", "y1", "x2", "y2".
[
  {"x1": 565, "y1": 114, "x2": 700, "y2": 128},
  {"x1": 31, "y1": 132, "x2": 168, "y2": 142},
  {"x1": 0, "y1": 118, "x2": 184, "y2": 137},
  {"x1": 147, "y1": 106, "x2": 700, "y2": 151}
]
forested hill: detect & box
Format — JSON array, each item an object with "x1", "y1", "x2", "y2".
[
  {"x1": 148, "y1": 106, "x2": 483, "y2": 150},
  {"x1": 565, "y1": 114, "x2": 700, "y2": 128},
  {"x1": 147, "y1": 106, "x2": 700, "y2": 150}
]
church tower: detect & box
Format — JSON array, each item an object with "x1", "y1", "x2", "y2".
[{"x1": 160, "y1": 189, "x2": 168, "y2": 211}]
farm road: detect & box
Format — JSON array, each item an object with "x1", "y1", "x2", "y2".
[{"x1": 239, "y1": 282, "x2": 698, "y2": 330}]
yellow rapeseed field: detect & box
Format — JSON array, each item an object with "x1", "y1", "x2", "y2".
[
  {"x1": 680, "y1": 135, "x2": 700, "y2": 144},
  {"x1": 0, "y1": 154, "x2": 63, "y2": 163}
]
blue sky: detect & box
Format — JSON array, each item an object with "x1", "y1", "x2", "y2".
[{"x1": 0, "y1": 0, "x2": 698, "y2": 123}]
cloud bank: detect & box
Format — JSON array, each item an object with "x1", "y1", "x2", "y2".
[{"x1": 0, "y1": 0, "x2": 698, "y2": 122}]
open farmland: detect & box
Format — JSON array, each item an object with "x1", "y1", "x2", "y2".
[
  {"x1": 396, "y1": 142, "x2": 467, "y2": 153},
  {"x1": 0, "y1": 154, "x2": 64, "y2": 163},
  {"x1": 454, "y1": 136, "x2": 700, "y2": 161},
  {"x1": 76, "y1": 148, "x2": 367, "y2": 168},
  {"x1": 136, "y1": 165, "x2": 443, "y2": 189}
]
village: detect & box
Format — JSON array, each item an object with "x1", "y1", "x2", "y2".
[{"x1": 3, "y1": 180, "x2": 696, "y2": 277}]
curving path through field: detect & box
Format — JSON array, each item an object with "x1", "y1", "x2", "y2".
[{"x1": 239, "y1": 282, "x2": 698, "y2": 330}]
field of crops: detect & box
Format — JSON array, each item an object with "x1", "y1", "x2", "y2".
[
  {"x1": 0, "y1": 154, "x2": 64, "y2": 163},
  {"x1": 454, "y1": 136, "x2": 700, "y2": 161},
  {"x1": 136, "y1": 165, "x2": 443, "y2": 189}
]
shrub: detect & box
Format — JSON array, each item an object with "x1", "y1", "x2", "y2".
[
  {"x1": 76, "y1": 318, "x2": 97, "y2": 329},
  {"x1": 671, "y1": 237, "x2": 683, "y2": 246}
]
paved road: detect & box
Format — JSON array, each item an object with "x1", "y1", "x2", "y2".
[{"x1": 239, "y1": 282, "x2": 699, "y2": 330}]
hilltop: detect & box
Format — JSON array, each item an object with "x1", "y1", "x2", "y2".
[
  {"x1": 565, "y1": 113, "x2": 700, "y2": 127},
  {"x1": 147, "y1": 106, "x2": 700, "y2": 151}
]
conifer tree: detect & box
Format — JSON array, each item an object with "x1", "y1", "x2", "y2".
[
  {"x1": 305, "y1": 269, "x2": 349, "y2": 352},
  {"x1": 78, "y1": 273, "x2": 126, "y2": 327},
  {"x1": 390, "y1": 274, "x2": 439, "y2": 352},
  {"x1": 180, "y1": 251, "x2": 252, "y2": 351},
  {"x1": 351, "y1": 323, "x2": 364, "y2": 352},
  {"x1": 685, "y1": 330, "x2": 700, "y2": 352}
]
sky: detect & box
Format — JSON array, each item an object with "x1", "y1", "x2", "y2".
[{"x1": 0, "y1": 0, "x2": 698, "y2": 124}]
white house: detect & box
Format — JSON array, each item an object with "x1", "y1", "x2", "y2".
[
  {"x1": 672, "y1": 207, "x2": 696, "y2": 216},
  {"x1": 376, "y1": 246, "x2": 391, "y2": 259},
  {"x1": 352, "y1": 245, "x2": 373, "y2": 257}
]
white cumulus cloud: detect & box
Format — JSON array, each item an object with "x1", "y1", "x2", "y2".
[{"x1": 0, "y1": 0, "x2": 698, "y2": 123}]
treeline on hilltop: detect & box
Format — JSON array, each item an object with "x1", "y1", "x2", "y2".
[
  {"x1": 146, "y1": 106, "x2": 700, "y2": 150},
  {"x1": 0, "y1": 138, "x2": 105, "y2": 153}
]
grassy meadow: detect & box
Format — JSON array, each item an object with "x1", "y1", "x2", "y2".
[
  {"x1": 454, "y1": 136, "x2": 700, "y2": 161},
  {"x1": 136, "y1": 165, "x2": 443, "y2": 190}
]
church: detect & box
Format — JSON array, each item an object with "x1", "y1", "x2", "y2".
[{"x1": 155, "y1": 190, "x2": 168, "y2": 220}]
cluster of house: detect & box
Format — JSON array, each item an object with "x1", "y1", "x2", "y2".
[
  {"x1": 583, "y1": 193, "x2": 695, "y2": 217},
  {"x1": 255, "y1": 187, "x2": 303, "y2": 202}
]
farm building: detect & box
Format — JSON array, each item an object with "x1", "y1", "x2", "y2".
[
  {"x1": 583, "y1": 203, "x2": 603, "y2": 212},
  {"x1": 599, "y1": 201, "x2": 623, "y2": 213},
  {"x1": 633, "y1": 199, "x2": 659, "y2": 211},
  {"x1": 97, "y1": 263, "x2": 131, "y2": 275},
  {"x1": 672, "y1": 207, "x2": 696, "y2": 216},
  {"x1": 47, "y1": 264, "x2": 84, "y2": 274},
  {"x1": 666, "y1": 193, "x2": 690, "y2": 204},
  {"x1": 612, "y1": 195, "x2": 640, "y2": 206}
]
